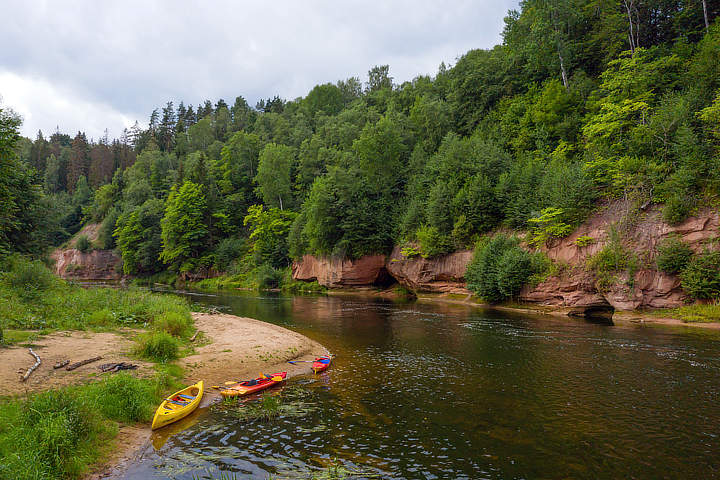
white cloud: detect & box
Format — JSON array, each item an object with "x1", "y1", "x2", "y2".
[
  {"x1": 0, "y1": 71, "x2": 137, "y2": 139},
  {"x1": 0, "y1": 0, "x2": 519, "y2": 140}
]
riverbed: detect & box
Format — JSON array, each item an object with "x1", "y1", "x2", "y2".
[{"x1": 121, "y1": 291, "x2": 720, "y2": 479}]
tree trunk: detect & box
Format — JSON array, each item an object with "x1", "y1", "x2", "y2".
[
  {"x1": 703, "y1": 0, "x2": 710, "y2": 33},
  {"x1": 624, "y1": 0, "x2": 638, "y2": 54},
  {"x1": 558, "y1": 50, "x2": 569, "y2": 89}
]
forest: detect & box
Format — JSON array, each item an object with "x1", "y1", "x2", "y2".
[{"x1": 2, "y1": 0, "x2": 719, "y2": 295}]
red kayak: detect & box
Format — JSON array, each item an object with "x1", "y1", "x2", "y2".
[
  {"x1": 312, "y1": 356, "x2": 332, "y2": 373},
  {"x1": 220, "y1": 372, "x2": 287, "y2": 398}
]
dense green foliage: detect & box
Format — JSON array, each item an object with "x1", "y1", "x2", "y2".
[
  {"x1": 3, "y1": 2, "x2": 720, "y2": 300},
  {"x1": 680, "y1": 250, "x2": 720, "y2": 300},
  {"x1": 466, "y1": 235, "x2": 545, "y2": 302},
  {"x1": 0, "y1": 373, "x2": 171, "y2": 479},
  {"x1": 0, "y1": 255, "x2": 191, "y2": 331},
  {"x1": 656, "y1": 235, "x2": 693, "y2": 274}
]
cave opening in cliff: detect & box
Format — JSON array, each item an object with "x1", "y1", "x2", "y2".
[
  {"x1": 568, "y1": 305, "x2": 615, "y2": 325},
  {"x1": 373, "y1": 267, "x2": 396, "y2": 289}
]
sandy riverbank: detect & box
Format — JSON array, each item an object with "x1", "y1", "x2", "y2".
[{"x1": 0, "y1": 312, "x2": 328, "y2": 479}]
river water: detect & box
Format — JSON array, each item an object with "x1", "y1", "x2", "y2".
[{"x1": 121, "y1": 291, "x2": 720, "y2": 479}]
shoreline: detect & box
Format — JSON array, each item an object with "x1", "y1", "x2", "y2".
[
  {"x1": 322, "y1": 287, "x2": 720, "y2": 330},
  {"x1": 0, "y1": 311, "x2": 328, "y2": 480},
  {"x1": 85, "y1": 311, "x2": 328, "y2": 479},
  {"x1": 414, "y1": 292, "x2": 720, "y2": 330}
]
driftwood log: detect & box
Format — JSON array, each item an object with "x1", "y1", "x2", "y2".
[
  {"x1": 99, "y1": 362, "x2": 138, "y2": 373},
  {"x1": 21, "y1": 348, "x2": 41, "y2": 382},
  {"x1": 66, "y1": 356, "x2": 103, "y2": 371},
  {"x1": 53, "y1": 360, "x2": 70, "y2": 369}
]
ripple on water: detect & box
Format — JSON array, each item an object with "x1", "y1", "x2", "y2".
[{"x1": 121, "y1": 293, "x2": 720, "y2": 480}]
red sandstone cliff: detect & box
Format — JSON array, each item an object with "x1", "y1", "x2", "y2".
[
  {"x1": 386, "y1": 246, "x2": 472, "y2": 294},
  {"x1": 521, "y1": 205, "x2": 719, "y2": 310},
  {"x1": 292, "y1": 254, "x2": 389, "y2": 288},
  {"x1": 50, "y1": 224, "x2": 123, "y2": 281},
  {"x1": 51, "y1": 248, "x2": 123, "y2": 281},
  {"x1": 291, "y1": 204, "x2": 719, "y2": 311}
]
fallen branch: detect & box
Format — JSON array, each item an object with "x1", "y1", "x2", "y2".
[
  {"x1": 99, "y1": 362, "x2": 138, "y2": 373},
  {"x1": 66, "y1": 356, "x2": 103, "y2": 371},
  {"x1": 21, "y1": 348, "x2": 41, "y2": 382},
  {"x1": 53, "y1": 360, "x2": 69, "y2": 369},
  {"x1": 190, "y1": 330, "x2": 200, "y2": 342}
]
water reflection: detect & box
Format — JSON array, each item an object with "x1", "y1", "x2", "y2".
[{"x1": 123, "y1": 292, "x2": 720, "y2": 479}]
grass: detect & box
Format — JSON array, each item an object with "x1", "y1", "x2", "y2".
[
  {"x1": 214, "y1": 386, "x2": 318, "y2": 424},
  {"x1": 650, "y1": 301, "x2": 720, "y2": 323},
  {"x1": 135, "y1": 331, "x2": 181, "y2": 362},
  {"x1": 190, "y1": 266, "x2": 326, "y2": 294},
  {"x1": 0, "y1": 256, "x2": 195, "y2": 359},
  {"x1": 0, "y1": 372, "x2": 174, "y2": 480},
  {"x1": 1, "y1": 329, "x2": 40, "y2": 346},
  {"x1": 0, "y1": 257, "x2": 193, "y2": 478}
]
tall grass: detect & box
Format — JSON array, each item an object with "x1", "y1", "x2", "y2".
[
  {"x1": 0, "y1": 255, "x2": 192, "y2": 331},
  {"x1": 135, "y1": 331, "x2": 181, "y2": 362},
  {"x1": 0, "y1": 373, "x2": 168, "y2": 480},
  {"x1": 653, "y1": 301, "x2": 720, "y2": 323}
]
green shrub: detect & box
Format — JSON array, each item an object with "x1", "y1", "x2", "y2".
[
  {"x1": 136, "y1": 331, "x2": 180, "y2": 362},
  {"x1": 88, "y1": 308, "x2": 114, "y2": 327},
  {"x1": 75, "y1": 234, "x2": 92, "y2": 253},
  {"x1": 253, "y1": 264, "x2": 283, "y2": 289},
  {"x1": 1, "y1": 255, "x2": 58, "y2": 297},
  {"x1": 89, "y1": 373, "x2": 159, "y2": 423},
  {"x1": 680, "y1": 250, "x2": 720, "y2": 300},
  {"x1": 400, "y1": 244, "x2": 421, "y2": 258},
  {"x1": 587, "y1": 231, "x2": 638, "y2": 291},
  {"x1": 416, "y1": 225, "x2": 453, "y2": 258},
  {"x1": 574, "y1": 235, "x2": 594, "y2": 247},
  {"x1": 656, "y1": 235, "x2": 693, "y2": 274},
  {"x1": 466, "y1": 235, "x2": 542, "y2": 302},
  {"x1": 214, "y1": 237, "x2": 246, "y2": 272},
  {"x1": 662, "y1": 194, "x2": 693, "y2": 225},
  {"x1": 154, "y1": 311, "x2": 193, "y2": 337},
  {"x1": 527, "y1": 207, "x2": 573, "y2": 247}
]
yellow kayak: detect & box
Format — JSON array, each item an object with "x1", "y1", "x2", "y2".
[{"x1": 151, "y1": 381, "x2": 204, "y2": 430}]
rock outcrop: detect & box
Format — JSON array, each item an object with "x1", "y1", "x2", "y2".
[
  {"x1": 292, "y1": 254, "x2": 390, "y2": 288},
  {"x1": 386, "y1": 246, "x2": 472, "y2": 294},
  {"x1": 51, "y1": 248, "x2": 123, "y2": 281},
  {"x1": 292, "y1": 203, "x2": 719, "y2": 312},
  {"x1": 520, "y1": 205, "x2": 719, "y2": 310}
]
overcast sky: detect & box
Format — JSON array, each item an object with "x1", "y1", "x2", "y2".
[{"x1": 1, "y1": 0, "x2": 519, "y2": 140}]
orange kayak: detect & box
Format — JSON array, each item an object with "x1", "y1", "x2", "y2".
[
  {"x1": 312, "y1": 356, "x2": 332, "y2": 373},
  {"x1": 220, "y1": 372, "x2": 287, "y2": 398}
]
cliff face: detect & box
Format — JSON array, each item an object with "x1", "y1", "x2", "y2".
[
  {"x1": 292, "y1": 254, "x2": 390, "y2": 288},
  {"x1": 51, "y1": 248, "x2": 123, "y2": 281},
  {"x1": 521, "y1": 206, "x2": 719, "y2": 310},
  {"x1": 386, "y1": 246, "x2": 472, "y2": 294},
  {"x1": 292, "y1": 205, "x2": 719, "y2": 312},
  {"x1": 50, "y1": 223, "x2": 123, "y2": 281}
]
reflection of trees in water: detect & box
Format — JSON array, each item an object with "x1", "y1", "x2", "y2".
[{"x1": 177, "y1": 290, "x2": 720, "y2": 479}]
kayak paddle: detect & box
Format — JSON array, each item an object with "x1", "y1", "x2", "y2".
[{"x1": 211, "y1": 375, "x2": 284, "y2": 389}]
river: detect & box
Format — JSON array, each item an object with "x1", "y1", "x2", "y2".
[{"x1": 121, "y1": 291, "x2": 720, "y2": 479}]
